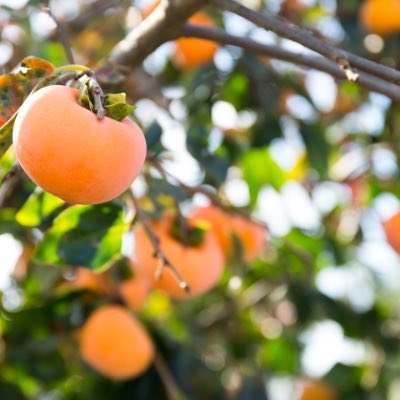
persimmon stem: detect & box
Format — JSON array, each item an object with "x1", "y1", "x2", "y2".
[
  {"x1": 129, "y1": 191, "x2": 191, "y2": 295},
  {"x1": 89, "y1": 80, "x2": 106, "y2": 120}
]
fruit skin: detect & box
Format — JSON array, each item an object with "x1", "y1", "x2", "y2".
[
  {"x1": 13, "y1": 85, "x2": 146, "y2": 205},
  {"x1": 191, "y1": 205, "x2": 267, "y2": 262},
  {"x1": 174, "y1": 12, "x2": 219, "y2": 69},
  {"x1": 119, "y1": 273, "x2": 151, "y2": 311},
  {"x1": 79, "y1": 305, "x2": 154, "y2": 380},
  {"x1": 297, "y1": 380, "x2": 336, "y2": 400},
  {"x1": 360, "y1": 0, "x2": 400, "y2": 36},
  {"x1": 134, "y1": 212, "x2": 225, "y2": 299},
  {"x1": 383, "y1": 211, "x2": 400, "y2": 254}
]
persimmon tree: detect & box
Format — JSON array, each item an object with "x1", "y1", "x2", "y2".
[{"x1": 1, "y1": 0, "x2": 400, "y2": 399}]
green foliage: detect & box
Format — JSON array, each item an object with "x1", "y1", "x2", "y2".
[{"x1": 34, "y1": 203, "x2": 126, "y2": 271}]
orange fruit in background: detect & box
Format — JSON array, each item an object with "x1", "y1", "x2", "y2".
[
  {"x1": 297, "y1": 380, "x2": 337, "y2": 400},
  {"x1": 174, "y1": 12, "x2": 219, "y2": 69},
  {"x1": 119, "y1": 274, "x2": 151, "y2": 311},
  {"x1": 383, "y1": 211, "x2": 400, "y2": 254},
  {"x1": 13, "y1": 85, "x2": 146, "y2": 205},
  {"x1": 79, "y1": 305, "x2": 154, "y2": 380},
  {"x1": 191, "y1": 205, "x2": 267, "y2": 262},
  {"x1": 143, "y1": 1, "x2": 218, "y2": 69},
  {"x1": 133, "y1": 212, "x2": 225, "y2": 298},
  {"x1": 360, "y1": 0, "x2": 400, "y2": 36}
]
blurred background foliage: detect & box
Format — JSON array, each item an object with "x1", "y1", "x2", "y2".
[{"x1": 1, "y1": 0, "x2": 400, "y2": 399}]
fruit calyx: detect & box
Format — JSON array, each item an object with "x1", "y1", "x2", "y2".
[
  {"x1": 170, "y1": 216, "x2": 209, "y2": 247},
  {"x1": 50, "y1": 67, "x2": 135, "y2": 122},
  {"x1": 76, "y1": 72, "x2": 135, "y2": 122}
]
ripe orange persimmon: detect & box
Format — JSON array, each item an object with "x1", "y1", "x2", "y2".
[
  {"x1": 174, "y1": 13, "x2": 219, "y2": 69},
  {"x1": 79, "y1": 305, "x2": 154, "y2": 380},
  {"x1": 192, "y1": 205, "x2": 267, "y2": 262},
  {"x1": 13, "y1": 85, "x2": 146, "y2": 205},
  {"x1": 297, "y1": 380, "x2": 336, "y2": 400},
  {"x1": 360, "y1": 0, "x2": 400, "y2": 36},
  {"x1": 119, "y1": 274, "x2": 151, "y2": 311},
  {"x1": 143, "y1": 1, "x2": 218, "y2": 69},
  {"x1": 383, "y1": 211, "x2": 400, "y2": 254},
  {"x1": 133, "y1": 212, "x2": 225, "y2": 298}
]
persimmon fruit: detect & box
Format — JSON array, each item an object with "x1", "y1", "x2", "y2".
[
  {"x1": 119, "y1": 273, "x2": 151, "y2": 311},
  {"x1": 383, "y1": 211, "x2": 400, "y2": 254},
  {"x1": 13, "y1": 85, "x2": 146, "y2": 205},
  {"x1": 79, "y1": 305, "x2": 154, "y2": 380},
  {"x1": 360, "y1": 0, "x2": 400, "y2": 36},
  {"x1": 143, "y1": 2, "x2": 218, "y2": 69},
  {"x1": 297, "y1": 380, "x2": 336, "y2": 400},
  {"x1": 133, "y1": 212, "x2": 225, "y2": 298},
  {"x1": 192, "y1": 205, "x2": 267, "y2": 262},
  {"x1": 174, "y1": 12, "x2": 219, "y2": 69}
]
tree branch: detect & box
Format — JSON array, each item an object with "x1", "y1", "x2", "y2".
[
  {"x1": 108, "y1": 0, "x2": 208, "y2": 67},
  {"x1": 180, "y1": 25, "x2": 400, "y2": 102},
  {"x1": 128, "y1": 191, "x2": 191, "y2": 294},
  {"x1": 0, "y1": 164, "x2": 22, "y2": 209},
  {"x1": 213, "y1": 0, "x2": 400, "y2": 85}
]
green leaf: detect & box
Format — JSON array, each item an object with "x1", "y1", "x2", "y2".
[
  {"x1": 240, "y1": 147, "x2": 285, "y2": 205},
  {"x1": 103, "y1": 92, "x2": 135, "y2": 122},
  {"x1": 34, "y1": 203, "x2": 126, "y2": 271},
  {"x1": 299, "y1": 122, "x2": 330, "y2": 178},
  {"x1": 145, "y1": 121, "x2": 163, "y2": 149},
  {"x1": 15, "y1": 189, "x2": 65, "y2": 227}
]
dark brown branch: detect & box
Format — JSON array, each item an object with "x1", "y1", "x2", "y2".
[
  {"x1": 129, "y1": 192, "x2": 190, "y2": 294},
  {"x1": 109, "y1": 0, "x2": 208, "y2": 67},
  {"x1": 181, "y1": 24, "x2": 400, "y2": 102},
  {"x1": 213, "y1": 0, "x2": 400, "y2": 85},
  {"x1": 0, "y1": 164, "x2": 22, "y2": 209}
]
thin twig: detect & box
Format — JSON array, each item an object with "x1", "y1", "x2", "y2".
[
  {"x1": 154, "y1": 353, "x2": 188, "y2": 400},
  {"x1": 45, "y1": 6, "x2": 75, "y2": 64},
  {"x1": 0, "y1": 164, "x2": 22, "y2": 209},
  {"x1": 213, "y1": 0, "x2": 400, "y2": 85},
  {"x1": 180, "y1": 24, "x2": 400, "y2": 102},
  {"x1": 129, "y1": 191, "x2": 191, "y2": 294}
]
